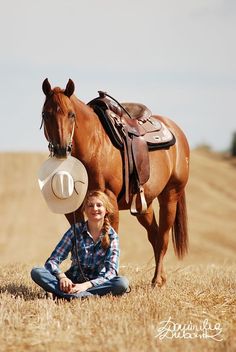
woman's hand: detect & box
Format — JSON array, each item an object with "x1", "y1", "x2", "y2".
[
  {"x1": 70, "y1": 281, "x2": 93, "y2": 294},
  {"x1": 59, "y1": 277, "x2": 73, "y2": 293}
]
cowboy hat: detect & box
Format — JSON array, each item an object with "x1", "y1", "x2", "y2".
[{"x1": 38, "y1": 156, "x2": 88, "y2": 214}]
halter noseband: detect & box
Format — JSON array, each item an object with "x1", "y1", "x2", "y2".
[{"x1": 40, "y1": 116, "x2": 76, "y2": 157}]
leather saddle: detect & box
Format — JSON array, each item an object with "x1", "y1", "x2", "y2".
[{"x1": 88, "y1": 91, "x2": 175, "y2": 215}]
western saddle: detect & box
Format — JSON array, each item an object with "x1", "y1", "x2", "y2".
[{"x1": 88, "y1": 91, "x2": 175, "y2": 215}]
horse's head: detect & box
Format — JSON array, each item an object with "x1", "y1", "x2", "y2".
[{"x1": 41, "y1": 78, "x2": 76, "y2": 157}]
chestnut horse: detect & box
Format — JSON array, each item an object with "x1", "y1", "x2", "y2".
[{"x1": 41, "y1": 78, "x2": 190, "y2": 287}]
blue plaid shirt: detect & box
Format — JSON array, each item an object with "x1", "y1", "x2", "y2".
[{"x1": 45, "y1": 221, "x2": 120, "y2": 286}]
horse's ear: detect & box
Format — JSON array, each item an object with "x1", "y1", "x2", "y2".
[
  {"x1": 42, "y1": 78, "x2": 52, "y2": 97},
  {"x1": 64, "y1": 79, "x2": 75, "y2": 98}
]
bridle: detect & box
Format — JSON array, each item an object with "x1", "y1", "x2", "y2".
[{"x1": 40, "y1": 113, "x2": 76, "y2": 157}]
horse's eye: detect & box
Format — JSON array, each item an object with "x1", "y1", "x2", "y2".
[{"x1": 69, "y1": 111, "x2": 76, "y2": 119}]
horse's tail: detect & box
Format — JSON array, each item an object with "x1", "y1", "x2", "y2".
[{"x1": 172, "y1": 190, "x2": 189, "y2": 259}]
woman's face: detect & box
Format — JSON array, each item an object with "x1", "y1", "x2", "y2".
[{"x1": 85, "y1": 196, "x2": 107, "y2": 222}]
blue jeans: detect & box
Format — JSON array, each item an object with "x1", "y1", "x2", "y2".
[{"x1": 31, "y1": 267, "x2": 129, "y2": 300}]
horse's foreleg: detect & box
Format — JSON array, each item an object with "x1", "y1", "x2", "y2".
[
  {"x1": 136, "y1": 205, "x2": 161, "y2": 284},
  {"x1": 66, "y1": 208, "x2": 84, "y2": 226}
]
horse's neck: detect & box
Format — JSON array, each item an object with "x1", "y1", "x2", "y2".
[{"x1": 72, "y1": 98, "x2": 105, "y2": 161}]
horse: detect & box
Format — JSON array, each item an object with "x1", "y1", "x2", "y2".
[{"x1": 41, "y1": 78, "x2": 190, "y2": 287}]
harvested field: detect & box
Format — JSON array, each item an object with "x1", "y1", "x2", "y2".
[{"x1": 0, "y1": 149, "x2": 235, "y2": 351}]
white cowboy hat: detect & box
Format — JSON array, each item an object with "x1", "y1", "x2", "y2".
[{"x1": 38, "y1": 156, "x2": 88, "y2": 214}]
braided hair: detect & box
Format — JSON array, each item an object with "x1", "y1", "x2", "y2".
[{"x1": 82, "y1": 190, "x2": 115, "y2": 250}]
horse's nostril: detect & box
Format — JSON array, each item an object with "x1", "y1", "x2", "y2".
[
  {"x1": 53, "y1": 145, "x2": 67, "y2": 157},
  {"x1": 48, "y1": 143, "x2": 72, "y2": 157}
]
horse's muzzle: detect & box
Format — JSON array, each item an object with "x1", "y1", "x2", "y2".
[{"x1": 49, "y1": 143, "x2": 72, "y2": 157}]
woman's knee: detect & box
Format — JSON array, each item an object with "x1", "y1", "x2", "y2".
[
  {"x1": 31, "y1": 266, "x2": 45, "y2": 282},
  {"x1": 111, "y1": 276, "x2": 129, "y2": 295}
]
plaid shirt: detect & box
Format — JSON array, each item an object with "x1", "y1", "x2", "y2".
[{"x1": 45, "y1": 221, "x2": 120, "y2": 286}]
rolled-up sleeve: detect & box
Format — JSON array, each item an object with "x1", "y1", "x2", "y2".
[
  {"x1": 45, "y1": 228, "x2": 73, "y2": 276},
  {"x1": 90, "y1": 235, "x2": 120, "y2": 287}
]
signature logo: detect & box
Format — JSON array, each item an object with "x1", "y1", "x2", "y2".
[{"x1": 155, "y1": 316, "x2": 223, "y2": 341}]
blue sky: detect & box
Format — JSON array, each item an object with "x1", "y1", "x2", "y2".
[{"x1": 0, "y1": 0, "x2": 235, "y2": 151}]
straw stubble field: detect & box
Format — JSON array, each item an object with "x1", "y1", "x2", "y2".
[{"x1": 0, "y1": 149, "x2": 236, "y2": 352}]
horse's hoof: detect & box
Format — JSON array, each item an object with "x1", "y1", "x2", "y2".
[
  {"x1": 151, "y1": 278, "x2": 162, "y2": 288},
  {"x1": 151, "y1": 277, "x2": 165, "y2": 288}
]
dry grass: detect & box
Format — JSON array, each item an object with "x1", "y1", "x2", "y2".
[
  {"x1": 0, "y1": 264, "x2": 235, "y2": 352},
  {"x1": 0, "y1": 149, "x2": 236, "y2": 351}
]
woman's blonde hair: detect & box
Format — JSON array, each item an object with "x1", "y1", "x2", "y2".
[{"x1": 82, "y1": 190, "x2": 115, "y2": 250}]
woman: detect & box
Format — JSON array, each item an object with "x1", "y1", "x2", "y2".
[{"x1": 31, "y1": 190, "x2": 129, "y2": 300}]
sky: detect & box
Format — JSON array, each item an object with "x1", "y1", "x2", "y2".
[{"x1": 0, "y1": 0, "x2": 235, "y2": 152}]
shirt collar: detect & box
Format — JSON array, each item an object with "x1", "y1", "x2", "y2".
[{"x1": 80, "y1": 221, "x2": 103, "y2": 242}]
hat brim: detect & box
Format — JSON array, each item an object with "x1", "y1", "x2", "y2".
[{"x1": 38, "y1": 156, "x2": 88, "y2": 214}]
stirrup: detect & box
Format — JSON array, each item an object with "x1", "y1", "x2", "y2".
[{"x1": 130, "y1": 186, "x2": 147, "y2": 215}]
